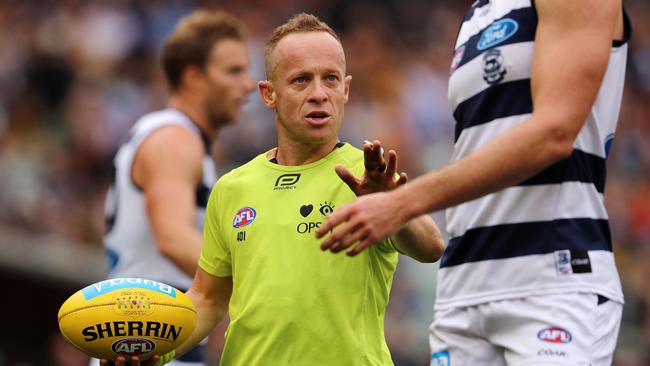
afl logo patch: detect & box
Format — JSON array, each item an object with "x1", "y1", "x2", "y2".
[
  {"x1": 450, "y1": 45, "x2": 465, "y2": 74},
  {"x1": 111, "y1": 338, "x2": 156, "y2": 356},
  {"x1": 233, "y1": 207, "x2": 256, "y2": 228},
  {"x1": 477, "y1": 18, "x2": 519, "y2": 50},
  {"x1": 537, "y1": 327, "x2": 572, "y2": 344}
]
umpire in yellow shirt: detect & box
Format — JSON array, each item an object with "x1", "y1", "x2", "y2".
[{"x1": 154, "y1": 13, "x2": 444, "y2": 366}]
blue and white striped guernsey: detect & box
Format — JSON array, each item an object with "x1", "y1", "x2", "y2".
[
  {"x1": 437, "y1": 0, "x2": 631, "y2": 309},
  {"x1": 104, "y1": 108, "x2": 217, "y2": 291}
]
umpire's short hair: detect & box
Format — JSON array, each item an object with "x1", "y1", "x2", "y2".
[{"x1": 264, "y1": 13, "x2": 341, "y2": 81}]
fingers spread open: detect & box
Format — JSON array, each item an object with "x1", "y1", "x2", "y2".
[
  {"x1": 331, "y1": 224, "x2": 367, "y2": 253},
  {"x1": 364, "y1": 140, "x2": 386, "y2": 172},
  {"x1": 316, "y1": 204, "x2": 353, "y2": 240},
  {"x1": 319, "y1": 214, "x2": 359, "y2": 250},
  {"x1": 386, "y1": 150, "x2": 397, "y2": 178},
  {"x1": 396, "y1": 172, "x2": 408, "y2": 186},
  {"x1": 334, "y1": 164, "x2": 359, "y2": 192},
  {"x1": 347, "y1": 237, "x2": 374, "y2": 256}
]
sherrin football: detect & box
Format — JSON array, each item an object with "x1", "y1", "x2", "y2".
[{"x1": 58, "y1": 278, "x2": 196, "y2": 361}]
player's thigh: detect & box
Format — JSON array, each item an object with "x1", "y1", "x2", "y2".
[
  {"x1": 429, "y1": 306, "x2": 506, "y2": 366},
  {"x1": 485, "y1": 293, "x2": 620, "y2": 365}
]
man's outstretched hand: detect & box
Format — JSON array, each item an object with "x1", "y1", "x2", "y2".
[
  {"x1": 316, "y1": 140, "x2": 409, "y2": 256},
  {"x1": 334, "y1": 140, "x2": 408, "y2": 196}
]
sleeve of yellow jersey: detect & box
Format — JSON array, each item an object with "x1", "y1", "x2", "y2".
[{"x1": 198, "y1": 180, "x2": 232, "y2": 277}]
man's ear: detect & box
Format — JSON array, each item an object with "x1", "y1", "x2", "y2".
[
  {"x1": 258, "y1": 80, "x2": 276, "y2": 109},
  {"x1": 180, "y1": 65, "x2": 204, "y2": 91},
  {"x1": 343, "y1": 75, "x2": 352, "y2": 104}
]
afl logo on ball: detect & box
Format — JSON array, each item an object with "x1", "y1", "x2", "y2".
[
  {"x1": 111, "y1": 338, "x2": 156, "y2": 356},
  {"x1": 233, "y1": 207, "x2": 256, "y2": 228}
]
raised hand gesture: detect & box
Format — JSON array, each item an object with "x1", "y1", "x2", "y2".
[{"x1": 334, "y1": 140, "x2": 408, "y2": 196}]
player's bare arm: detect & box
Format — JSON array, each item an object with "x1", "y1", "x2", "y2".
[
  {"x1": 321, "y1": 140, "x2": 445, "y2": 261},
  {"x1": 318, "y1": 0, "x2": 621, "y2": 249},
  {"x1": 172, "y1": 268, "x2": 232, "y2": 360},
  {"x1": 133, "y1": 125, "x2": 206, "y2": 276}
]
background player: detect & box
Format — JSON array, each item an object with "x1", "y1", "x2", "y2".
[
  {"x1": 98, "y1": 10, "x2": 254, "y2": 366},
  {"x1": 318, "y1": 0, "x2": 631, "y2": 364},
  {"x1": 147, "y1": 13, "x2": 444, "y2": 366}
]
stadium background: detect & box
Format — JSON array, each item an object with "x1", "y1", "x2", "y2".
[{"x1": 0, "y1": 0, "x2": 648, "y2": 365}]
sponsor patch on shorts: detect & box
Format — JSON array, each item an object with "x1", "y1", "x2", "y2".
[{"x1": 431, "y1": 350, "x2": 450, "y2": 366}]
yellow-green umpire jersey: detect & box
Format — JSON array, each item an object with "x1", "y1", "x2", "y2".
[{"x1": 199, "y1": 143, "x2": 398, "y2": 366}]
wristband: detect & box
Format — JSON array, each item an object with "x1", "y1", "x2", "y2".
[{"x1": 156, "y1": 351, "x2": 176, "y2": 366}]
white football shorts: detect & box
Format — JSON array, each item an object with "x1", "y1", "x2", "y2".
[{"x1": 429, "y1": 292, "x2": 622, "y2": 366}]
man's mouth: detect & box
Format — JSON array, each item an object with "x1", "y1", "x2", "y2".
[{"x1": 305, "y1": 111, "x2": 331, "y2": 125}]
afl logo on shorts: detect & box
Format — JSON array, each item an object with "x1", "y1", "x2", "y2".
[
  {"x1": 233, "y1": 207, "x2": 256, "y2": 228},
  {"x1": 537, "y1": 327, "x2": 572, "y2": 344}
]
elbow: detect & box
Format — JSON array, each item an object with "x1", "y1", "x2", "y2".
[
  {"x1": 156, "y1": 237, "x2": 176, "y2": 259},
  {"x1": 541, "y1": 116, "x2": 582, "y2": 163},
  {"x1": 415, "y1": 240, "x2": 446, "y2": 263},
  {"x1": 547, "y1": 139, "x2": 574, "y2": 163},
  {"x1": 429, "y1": 240, "x2": 446, "y2": 263},
  {"x1": 416, "y1": 255, "x2": 438, "y2": 264}
]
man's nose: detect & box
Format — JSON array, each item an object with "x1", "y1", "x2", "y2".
[{"x1": 307, "y1": 79, "x2": 328, "y2": 103}]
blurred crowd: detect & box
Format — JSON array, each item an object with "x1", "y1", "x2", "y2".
[{"x1": 0, "y1": 0, "x2": 648, "y2": 365}]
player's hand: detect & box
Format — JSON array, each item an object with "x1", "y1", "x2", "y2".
[
  {"x1": 316, "y1": 190, "x2": 407, "y2": 256},
  {"x1": 334, "y1": 140, "x2": 408, "y2": 197},
  {"x1": 100, "y1": 355, "x2": 160, "y2": 366}
]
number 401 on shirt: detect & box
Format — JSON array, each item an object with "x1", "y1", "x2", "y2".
[{"x1": 236, "y1": 231, "x2": 246, "y2": 242}]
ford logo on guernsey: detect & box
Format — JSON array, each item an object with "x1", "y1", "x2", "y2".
[
  {"x1": 537, "y1": 327, "x2": 572, "y2": 343},
  {"x1": 233, "y1": 206, "x2": 256, "y2": 228},
  {"x1": 477, "y1": 18, "x2": 519, "y2": 50}
]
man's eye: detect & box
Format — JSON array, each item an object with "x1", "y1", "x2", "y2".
[
  {"x1": 293, "y1": 77, "x2": 306, "y2": 84},
  {"x1": 326, "y1": 75, "x2": 338, "y2": 82}
]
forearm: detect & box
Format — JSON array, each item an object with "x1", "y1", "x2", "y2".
[
  {"x1": 391, "y1": 214, "x2": 444, "y2": 263},
  {"x1": 397, "y1": 116, "x2": 570, "y2": 221},
  {"x1": 173, "y1": 286, "x2": 228, "y2": 358},
  {"x1": 397, "y1": 0, "x2": 615, "y2": 224},
  {"x1": 157, "y1": 227, "x2": 203, "y2": 277}
]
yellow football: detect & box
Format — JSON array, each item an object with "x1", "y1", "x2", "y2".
[{"x1": 58, "y1": 278, "x2": 196, "y2": 361}]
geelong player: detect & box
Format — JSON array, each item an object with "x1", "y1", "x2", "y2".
[
  {"x1": 142, "y1": 13, "x2": 444, "y2": 366},
  {"x1": 318, "y1": 0, "x2": 631, "y2": 365},
  {"x1": 98, "y1": 10, "x2": 254, "y2": 366}
]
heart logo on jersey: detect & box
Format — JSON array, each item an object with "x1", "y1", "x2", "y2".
[{"x1": 300, "y1": 204, "x2": 313, "y2": 217}]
